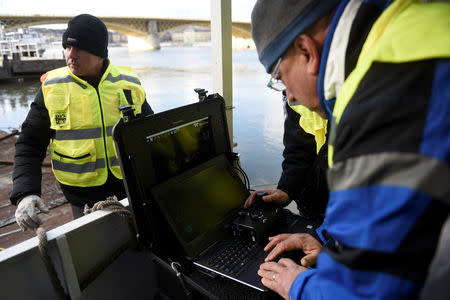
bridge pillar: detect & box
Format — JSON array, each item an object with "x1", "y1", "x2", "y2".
[
  {"x1": 146, "y1": 20, "x2": 160, "y2": 50},
  {"x1": 127, "y1": 20, "x2": 160, "y2": 51},
  {"x1": 146, "y1": 33, "x2": 160, "y2": 50}
]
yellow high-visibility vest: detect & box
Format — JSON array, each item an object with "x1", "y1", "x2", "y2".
[
  {"x1": 288, "y1": 101, "x2": 328, "y2": 153},
  {"x1": 42, "y1": 64, "x2": 146, "y2": 186}
]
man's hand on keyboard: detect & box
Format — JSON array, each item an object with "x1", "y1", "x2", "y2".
[
  {"x1": 263, "y1": 233, "x2": 322, "y2": 267},
  {"x1": 258, "y1": 258, "x2": 308, "y2": 300}
]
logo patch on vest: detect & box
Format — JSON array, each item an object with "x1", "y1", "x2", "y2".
[{"x1": 54, "y1": 112, "x2": 67, "y2": 125}]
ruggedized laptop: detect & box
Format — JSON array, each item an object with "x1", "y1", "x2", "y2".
[{"x1": 112, "y1": 93, "x2": 319, "y2": 292}]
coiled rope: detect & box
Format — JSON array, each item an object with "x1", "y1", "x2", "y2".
[{"x1": 36, "y1": 196, "x2": 137, "y2": 299}]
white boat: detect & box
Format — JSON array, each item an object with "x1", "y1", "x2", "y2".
[{"x1": 0, "y1": 28, "x2": 46, "y2": 60}]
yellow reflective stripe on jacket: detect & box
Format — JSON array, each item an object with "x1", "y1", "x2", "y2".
[
  {"x1": 329, "y1": 0, "x2": 450, "y2": 166},
  {"x1": 43, "y1": 64, "x2": 146, "y2": 186},
  {"x1": 288, "y1": 100, "x2": 328, "y2": 153}
]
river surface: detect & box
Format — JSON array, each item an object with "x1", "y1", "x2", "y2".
[{"x1": 0, "y1": 46, "x2": 285, "y2": 187}]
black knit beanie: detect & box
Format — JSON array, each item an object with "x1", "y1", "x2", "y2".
[{"x1": 62, "y1": 14, "x2": 108, "y2": 58}]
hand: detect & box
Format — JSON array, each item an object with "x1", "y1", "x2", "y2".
[
  {"x1": 15, "y1": 195, "x2": 49, "y2": 231},
  {"x1": 258, "y1": 258, "x2": 308, "y2": 300},
  {"x1": 264, "y1": 233, "x2": 322, "y2": 266},
  {"x1": 244, "y1": 189, "x2": 290, "y2": 208}
]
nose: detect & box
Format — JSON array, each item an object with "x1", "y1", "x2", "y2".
[{"x1": 65, "y1": 46, "x2": 78, "y2": 60}]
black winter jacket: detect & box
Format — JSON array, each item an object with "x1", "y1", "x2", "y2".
[{"x1": 277, "y1": 99, "x2": 328, "y2": 220}]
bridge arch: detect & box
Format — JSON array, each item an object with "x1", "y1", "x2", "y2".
[{"x1": 0, "y1": 15, "x2": 252, "y2": 50}]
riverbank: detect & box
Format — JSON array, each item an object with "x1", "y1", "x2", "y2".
[{"x1": 0, "y1": 130, "x2": 72, "y2": 250}]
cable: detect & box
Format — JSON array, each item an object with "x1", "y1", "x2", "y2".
[{"x1": 233, "y1": 164, "x2": 250, "y2": 191}]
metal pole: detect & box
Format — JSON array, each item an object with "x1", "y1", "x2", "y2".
[{"x1": 211, "y1": 0, "x2": 233, "y2": 145}]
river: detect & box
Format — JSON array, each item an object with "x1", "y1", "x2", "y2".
[{"x1": 0, "y1": 45, "x2": 285, "y2": 188}]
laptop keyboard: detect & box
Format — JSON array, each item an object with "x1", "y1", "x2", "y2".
[{"x1": 206, "y1": 239, "x2": 260, "y2": 275}]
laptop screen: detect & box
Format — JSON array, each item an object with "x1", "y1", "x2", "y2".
[
  {"x1": 144, "y1": 117, "x2": 215, "y2": 183},
  {"x1": 151, "y1": 154, "x2": 249, "y2": 259}
]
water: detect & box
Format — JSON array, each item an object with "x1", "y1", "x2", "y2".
[{"x1": 0, "y1": 46, "x2": 284, "y2": 188}]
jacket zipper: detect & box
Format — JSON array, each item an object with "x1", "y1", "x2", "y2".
[{"x1": 95, "y1": 85, "x2": 110, "y2": 169}]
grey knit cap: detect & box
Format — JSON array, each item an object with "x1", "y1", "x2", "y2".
[{"x1": 251, "y1": 0, "x2": 340, "y2": 72}]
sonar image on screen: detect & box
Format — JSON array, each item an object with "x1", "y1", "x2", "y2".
[{"x1": 145, "y1": 117, "x2": 215, "y2": 182}]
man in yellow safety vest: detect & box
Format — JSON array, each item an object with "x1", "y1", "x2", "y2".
[{"x1": 11, "y1": 14, "x2": 153, "y2": 230}]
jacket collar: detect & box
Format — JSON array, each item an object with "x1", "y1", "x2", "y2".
[{"x1": 318, "y1": 0, "x2": 390, "y2": 119}]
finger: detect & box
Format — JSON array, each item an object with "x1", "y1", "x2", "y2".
[
  {"x1": 21, "y1": 215, "x2": 40, "y2": 230},
  {"x1": 264, "y1": 237, "x2": 291, "y2": 255},
  {"x1": 265, "y1": 244, "x2": 286, "y2": 262},
  {"x1": 262, "y1": 193, "x2": 278, "y2": 203},
  {"x1": 37, "y1": 201, "x2": 49, "y2": 213},
  {"x1": 259, "y1": 261, "x2": 285, "y2": 274},
  {"x1": 260, "y1": 276, "x2": 278, "y2": 292},
  {"x1": 244, "y1": 192, "x2": 257, "y2": 208},
  {"x1": 265, "y1": 237, "x2": 297, "y2": 261},
  {"x1": 26, "y1": 207, "x2": 43, "y2": 226},
  {"x1": 264, "y1": 233, "x2": 291, "y2": 250},
  {"x1": 265, "y1": 189, "x2": 289, "y2": 204},
  {"x1": 277, "y1": 258, "x2": 297, "y2": 267},
  {"x1": 257, "y1": 268, "x2": 276, "y2": 280},
  {"x1": 301, "y1": 253, "x2": 318, "y2": 267},
  {"x1": 264, "y1": 239, "x2": 278, "y2": 252},
  {"x1": 264, "y1": 238, "x2": 283, "y2": 252},
  {"x1": 16, "y1": 218, "x2": 27, "y2": 232}
]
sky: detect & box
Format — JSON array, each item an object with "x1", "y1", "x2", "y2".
[{"x1": 0, "y1": 0, "x2": 256, "y2": 22}]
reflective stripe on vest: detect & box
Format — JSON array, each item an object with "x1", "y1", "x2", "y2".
[
  {"x1": 106, "y1": 126, "x2": 114, "y2": 137},
  {"x1": 54, "y1": 126, "x2": 115, "y2": 140},
  {"x1": 52, "y1": 158, "x2": 105, "y2": 173},
  {"x1": 105, "y1": 73, "x2": 141, "y2": 85},
  {"x1": 110, "y1": 156, "x2": 120, "y2": 167},
  {"x1": 45, "y1": 75, "x2": 87, "y2": 89},
  {"x1": 55, "y1": 128, "x2": 102, "y2": 140}
]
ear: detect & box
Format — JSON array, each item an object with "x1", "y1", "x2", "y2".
[{"x1": 292, "y1": 34, "x2": 321, "y2": 76}]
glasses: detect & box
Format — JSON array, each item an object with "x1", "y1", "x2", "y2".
[{"x1": 266, "y1": 57, "x2": 286, "y2": 92}]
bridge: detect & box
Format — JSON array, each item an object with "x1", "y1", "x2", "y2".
[{"x1": 0, "y1": 15, "x2": 252, "y2": 50}]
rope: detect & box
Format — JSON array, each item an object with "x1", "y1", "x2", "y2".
[
  {"x1": 35, "y1": 196, "x2": 137, "y2": 299},
  {"x1": 83, "y1": 196, "x2": 138, "y2": 249},
  {"x1": 37, "y1": 227, "x2": 70, "y2": 300}
]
